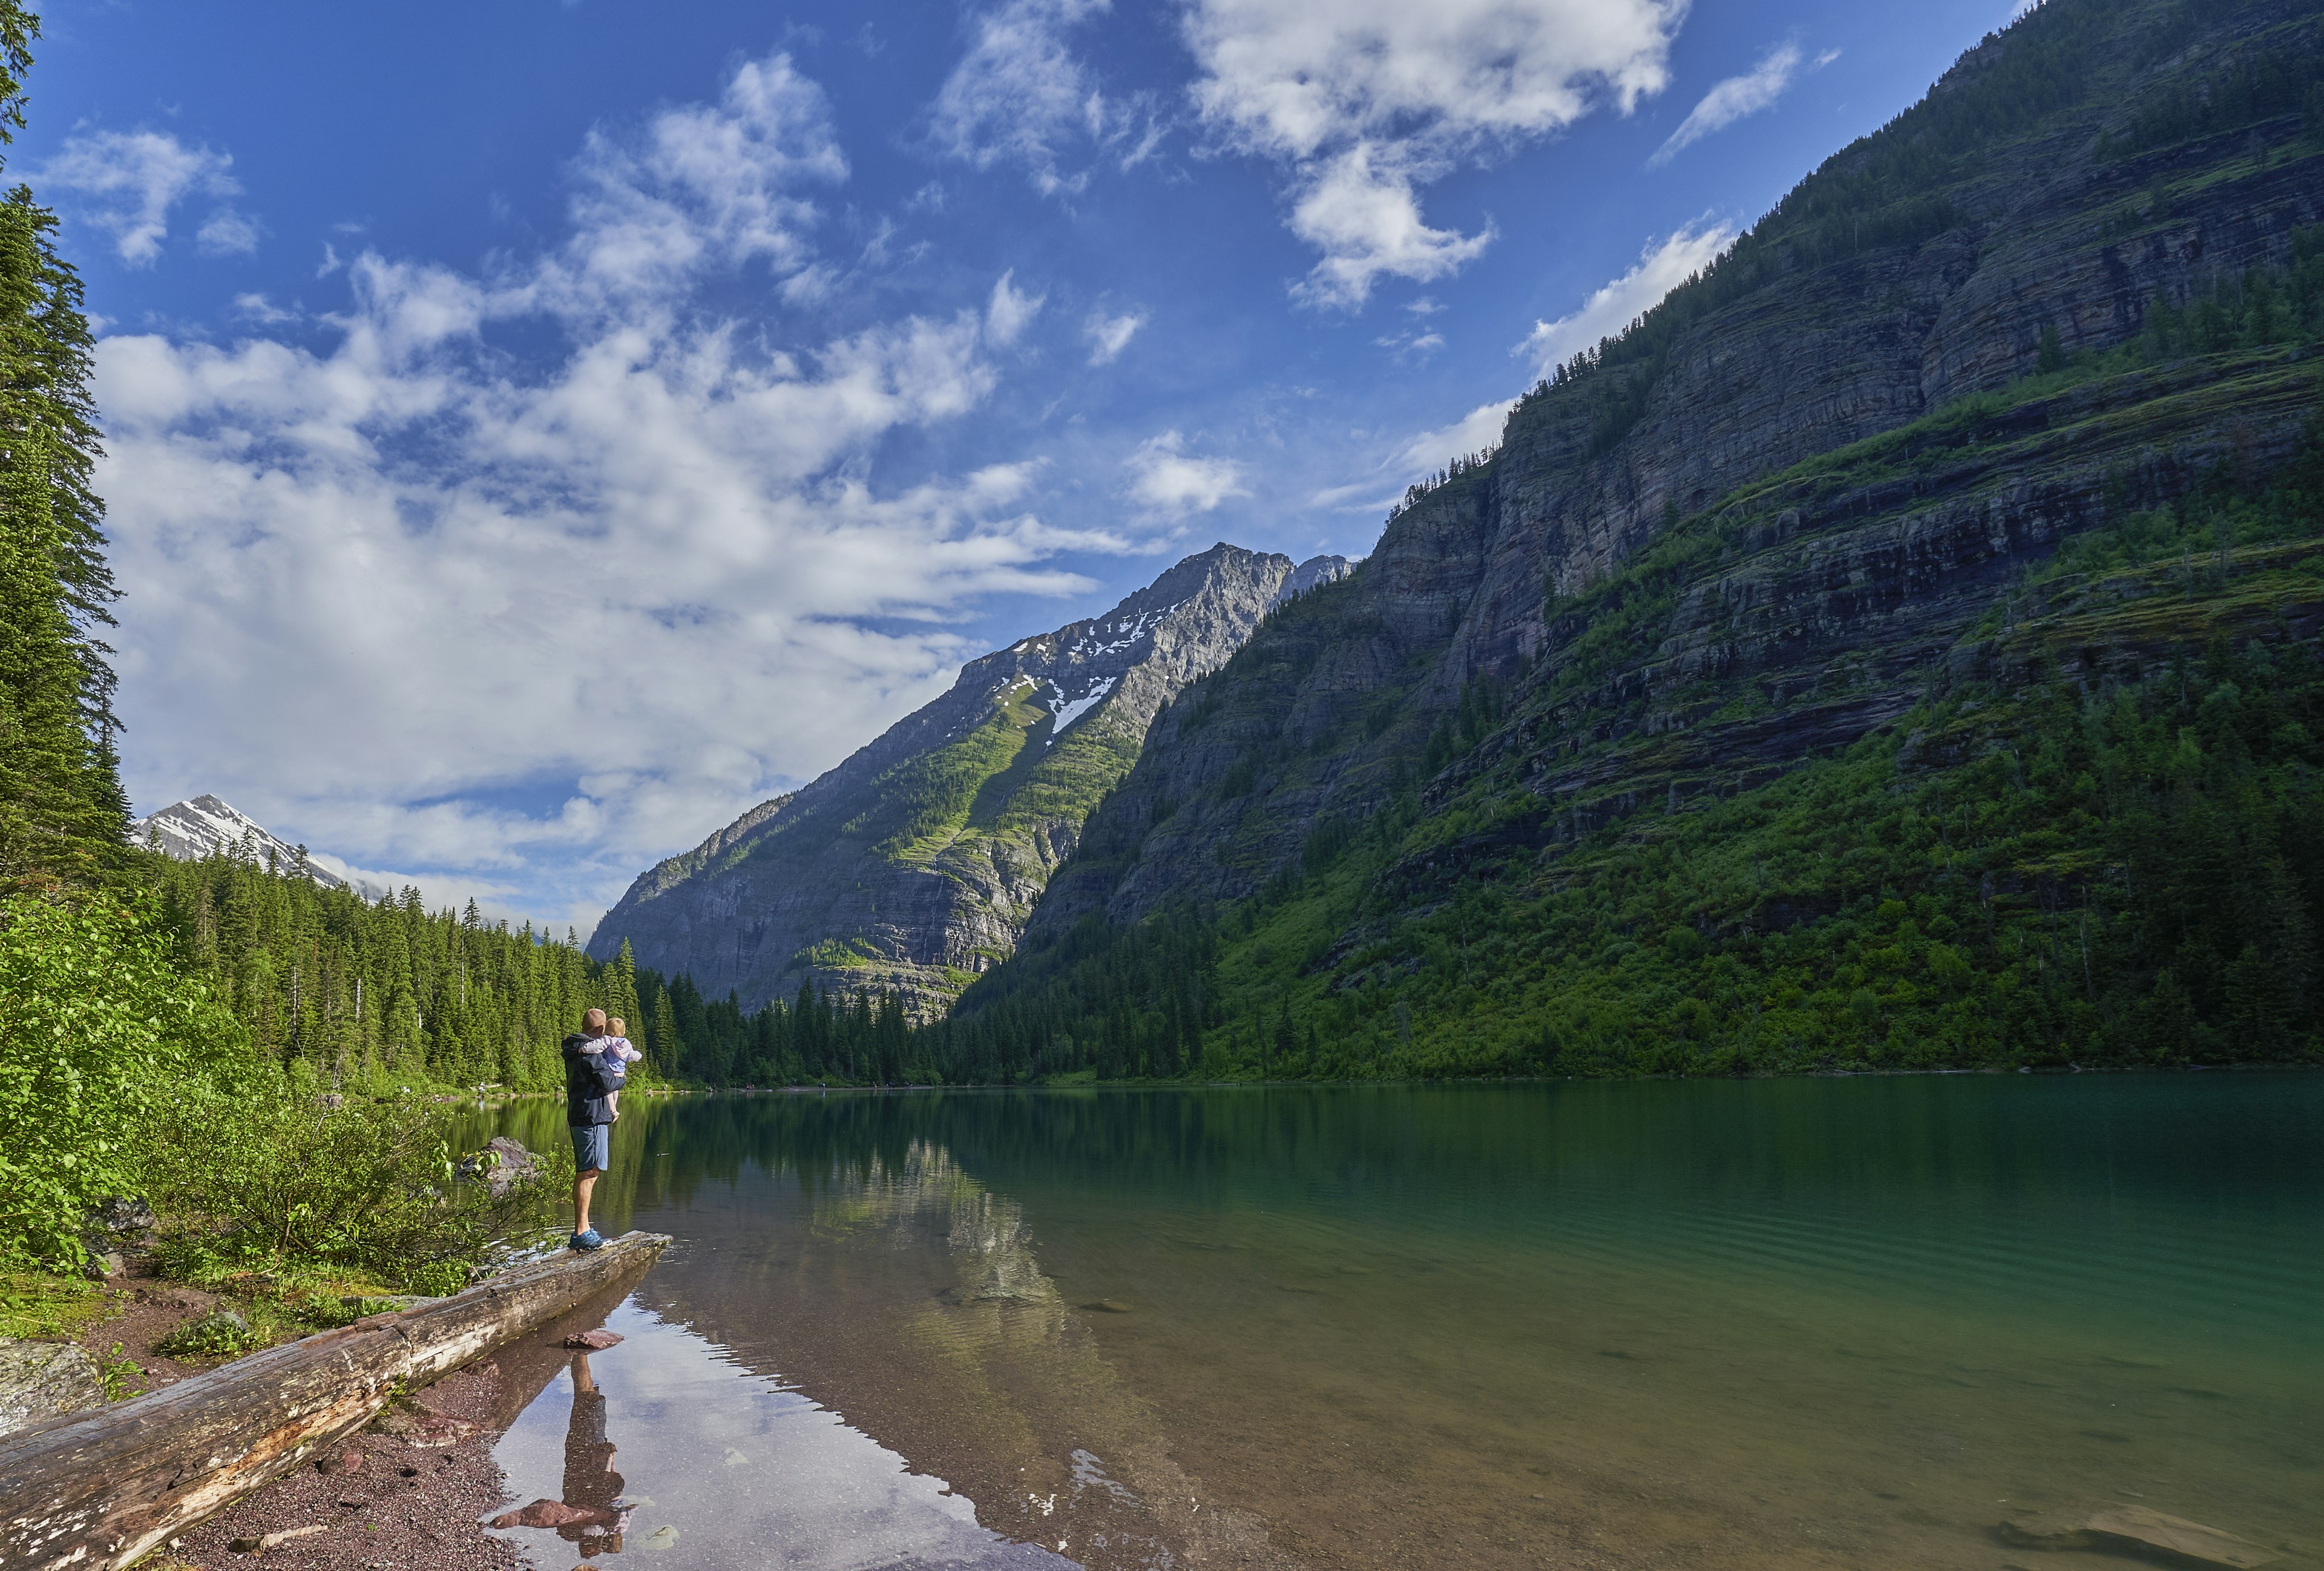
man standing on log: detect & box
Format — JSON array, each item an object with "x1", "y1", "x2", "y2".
[{"x1": 563, "y1": 1008, "x2": 622, "y2": 1252}]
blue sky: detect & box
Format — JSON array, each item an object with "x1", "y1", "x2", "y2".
[{"x1": 24, "y1": 0, "x2": 2034, "y2": 933}]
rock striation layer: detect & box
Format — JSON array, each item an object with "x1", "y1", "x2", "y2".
[{"x1": 591, "y1": 545, "x2": 1342, "y2": 1014}]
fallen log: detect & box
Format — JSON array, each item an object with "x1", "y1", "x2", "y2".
[{"x1": 0, "y1": 1230, "x2": 669, "y2": 1571}]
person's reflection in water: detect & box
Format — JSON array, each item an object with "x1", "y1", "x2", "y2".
[
  {"x1": 487, "y1": 1352, "x2": 631, "y2": 1552},
  {"x1": 564, "y1": 1353, "x2": 628, "y2": 1558}
]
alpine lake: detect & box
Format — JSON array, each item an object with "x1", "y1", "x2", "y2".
[{"x1": 461, "y1": 1074, "x2": 2322, "y2": 1570}]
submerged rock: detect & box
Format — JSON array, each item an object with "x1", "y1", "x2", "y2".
[
  {"x1": 0, "y1": 1339, "x2": 105, "y2": 1437},
  {"x1": 1999, "y1": 1504, "x2": 2280, "y2": 1567}
]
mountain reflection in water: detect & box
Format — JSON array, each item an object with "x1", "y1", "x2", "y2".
[{"x1": 470, "y1": 1078, "x2": 2324, "y2": 1570}]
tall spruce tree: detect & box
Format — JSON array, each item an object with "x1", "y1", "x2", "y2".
[{"x1": 0, "y1": 5, "x2": 124, "y2": 886}]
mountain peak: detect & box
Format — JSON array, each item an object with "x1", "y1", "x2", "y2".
[
  {"x1": 133, "y1": 796, "x2": 384, "y2": 899},
  {"x1": 589, "y1": 542, "x2": 1306, "y2": 1012}
]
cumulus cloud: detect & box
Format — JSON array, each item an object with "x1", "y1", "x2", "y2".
[
  {"x1": 1650, "y1": 41, "x2": 1837, "y2": 166},
  {"x1": 100, "y1": 51, "x2": 1102, "y2": 933},
  {"x1": 1185, "y1": 0, "x2": 1686, "y2": 306},
  {"x1": 1514, "y1": 218, "x2": 1734, "y2": 376},
  {"x1": 36, "y1": 130, "x2": 245, "y2": 266},
  {"x1": 1124, "y1": 430, "x2": 1246, "y2": 515},
  {"x1": 543, "y1": 50, "x2": 847, "y2": 312},
  {"x1": 927, "y1": 0, "x2": 1164, "y2": 196},
  {"x1": 1084, "y1": 307, "x2": 1147, "y2": 364}
]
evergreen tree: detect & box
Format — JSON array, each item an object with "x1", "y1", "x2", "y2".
[{"x1": 0, "y1": 5, "x2": 123, "y2": 887}]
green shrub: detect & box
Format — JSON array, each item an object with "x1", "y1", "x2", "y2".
[
  {"x1": 145, "y1": 1084, "x2": 563, "y2": 1295},
  {"x1": 154, "y1": 1309, "x2": 264, "y2": 1360},
  {"x1": 0, "y1": 893, "x2": 243, "y2": 1265}
]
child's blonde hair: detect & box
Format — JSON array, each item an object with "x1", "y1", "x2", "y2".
[{"x1": 609, "y1": 1017, "x2": 626, "y2": 1035}]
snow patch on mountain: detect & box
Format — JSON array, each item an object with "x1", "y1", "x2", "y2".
[
  {"x1": 133, "y1": 795, "x2": 387, "y2": 899},
  {"x1": 1046, "y1": 675, "x2": 1117, "y2": 742}
]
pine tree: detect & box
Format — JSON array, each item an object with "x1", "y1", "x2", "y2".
[
  {"x1": 0, "y1": 428, "x2": 103, "y2": 880},
  {"x1": 0, "y1": 5, "x2": 125, "y2": 885}
]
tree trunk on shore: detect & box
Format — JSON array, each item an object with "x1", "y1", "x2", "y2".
[{"x1": 0, "y1": 1231, "x2": 669, "y2": 1571}]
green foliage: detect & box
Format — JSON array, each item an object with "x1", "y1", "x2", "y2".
[
  {"x1": 153, "y1": 1310, "x2": 264, "y2": 1361},
  {"x1": 2096, "y1": 18, "x2": 2324, "y2": 160},
  {"x1": 146, "y1": 1080, "x2": 565, "y2": 1296},
  {"x1": 140, "y1": 848, "x2": 664, "y2": 1094},
  {"x1": 0, "y1": 1265, "x2": 104, "y2": 1339},
  {"x1": 2037, "y1": 321, "x2": 2067, "y2": 374},
  {"x1": 2139, "y1": 232, "x2": 2324, "y2": 357},
  {"x1": 924, "y1": 908, "x2": 1219, "y2": 1083},
  {"x1": 0, "y1": 117, "x2": 123, "y2": 885},
  {"x1": 94, "y1": 1340, "x2": 140, "y2": 1400},
  {"x1": 0, "y1": 893, "x2": 242, "y2": 1264}
]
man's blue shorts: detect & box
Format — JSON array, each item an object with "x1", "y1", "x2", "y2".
[{"x1": 571, "y1": 1123, "x2": 611, "y2": 1174}]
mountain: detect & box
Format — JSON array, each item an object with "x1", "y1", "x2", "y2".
[
  {"x1": 131, "y1": 795, "x2": 367, "y2": 893},
  {"x1": 930, "y1": 0, "x2": 2324, "y2": 1079},
  {"x1": 590, "y1": 544, "x2": 1347, "y2": 1014}
]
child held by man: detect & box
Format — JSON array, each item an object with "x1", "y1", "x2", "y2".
[{"x1": 592, "y1": 1018, "x2": 645, "y2": 1118}]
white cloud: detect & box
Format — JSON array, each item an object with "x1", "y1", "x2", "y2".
[
  {"x1": 1514, "y1": 218, "x2": 1733, "y2": 376},
  {"x1": 985, "y1": 269, "x2": 1045, "y2": 345},
  {"x1": 1650, "y1": 42, "x2": 1837, "y2": 166},
  {"x1": 1389, "y1": 398, "x2": 1514, "y2": 474},
  {"x1": 1310, "y1": 396, "x2": 1513, "y2": 511},
  {"x1": 927, "y1": 0, "x2": 1163, "y2": 196},
  {"x1": 99, "y1": 52, "x2": 1114, "y2": 933},
  {"x1": 1084, "y1": 307, "x2": 1146, "y2": 364},
  {"x1": 231, "y1": 292, "x2": 295, "y2": 325},
  {"x1": 1373, "y1": 326, "x2": 1445, "y2": 362},
  {"x1": 1284, "y1": 142, "x2": 1494, "y2": 306},
  {"x1": 1184, "y1": 0, "x2": 1686, "y2": 305},
  {"x1": 540, "y1": 51, "x2": 847, "y2": 313},
  {"x1": 195, "y1": 207, "x2": 263, "y2": 256},
  {"x1": 36, "y1": 129, "x2": 243, "y2": 266},
  {"x1": 1124, "y1": 430, "x2": 1246, "y2": 516}
]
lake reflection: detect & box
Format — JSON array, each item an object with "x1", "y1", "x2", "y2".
[{"x1": 474, "y1": 1077, "x2": 2324, "y2": 1569}]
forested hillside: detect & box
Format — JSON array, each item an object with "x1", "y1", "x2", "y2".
[{"x1": 910, "y1": 0, "x2": 2324, "y2": 1083}]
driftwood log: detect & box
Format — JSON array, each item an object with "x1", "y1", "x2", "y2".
[{"x1": 0, "y1": 1230, "x2": 669, "y2": 1571}]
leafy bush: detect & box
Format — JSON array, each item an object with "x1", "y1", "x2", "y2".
[
  {"x1": 0, "y1": 893, "x2": 243, "y2": 1265},
  {"x1": 154, "y1": 1310, "x2": 263, "y2": 1361},
  {"x1": 146, "y1": 1084, "x2": 565, "y2": 1296}
]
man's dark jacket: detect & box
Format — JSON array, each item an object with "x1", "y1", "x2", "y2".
[{"x1": 563, "y1": 1033, "x2": 622, "y2": 1127}]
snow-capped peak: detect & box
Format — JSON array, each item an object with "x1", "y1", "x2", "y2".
[{"x1": 133, "y1": 795, "x2": 365, "y2": 894}]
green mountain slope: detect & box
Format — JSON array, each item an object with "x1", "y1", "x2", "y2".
[
  {"x1": 591, "y1": 545, "x2": 1348, "y2": 1017},
  {"x1": 919, "y1": 0, "x2": 2324, "y2": 1081}
]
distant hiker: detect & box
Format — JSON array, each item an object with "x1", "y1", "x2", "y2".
[
  {"x1": 598, "y1": 1017, "x2": 645, "y2": 1120},
  {"x1": 563, "y1": 1008, "x2": 623, "y2": 1253}
]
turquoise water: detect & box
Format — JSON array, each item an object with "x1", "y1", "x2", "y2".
[{"x1": 472, "y1": 1076, "x2": 2324, "y2": 1569}]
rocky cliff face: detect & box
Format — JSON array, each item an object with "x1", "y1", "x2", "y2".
[
  {"x1": 1022, "y1": 0, "x2": 2324, "y2": 940},
  {"x1": 591, "y1": 544, "x2": 1338, "y2": 1012}
]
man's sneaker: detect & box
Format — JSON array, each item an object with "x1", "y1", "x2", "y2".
[{"x1": 568, "y1": 1229, "x2": 605, "y2": 1253}]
